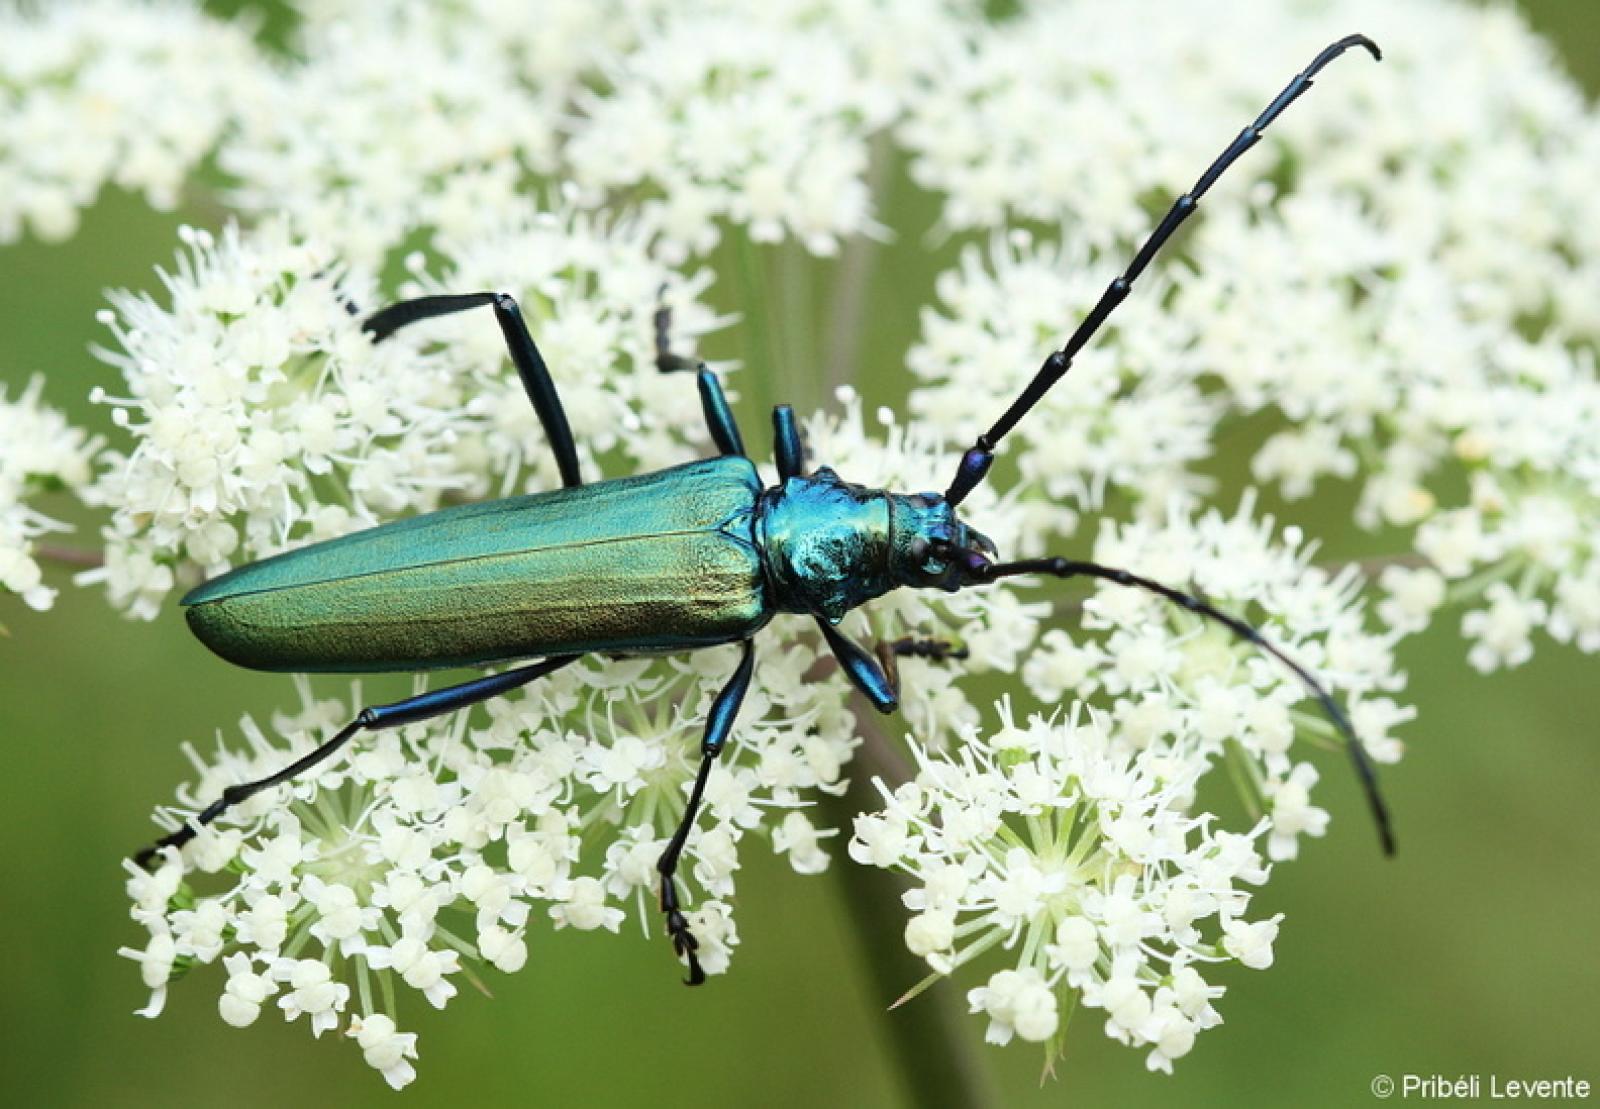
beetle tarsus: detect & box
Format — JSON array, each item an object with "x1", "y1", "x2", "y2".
[
  {"x1": 874, "y1": 637, "x2": 970, "y2": 698},
  {"x1": 654, "y1": 789, "x2": 710, "y2": 986},
  {"x1": 654, "y1": 287, "x2": 699, "y2": 375},
  {"x1": 659, "y1": 876, "x2": 706, "y2": 987},
  {"x1": 643, "y1": 647, "x2": 755, "y2": 984}
]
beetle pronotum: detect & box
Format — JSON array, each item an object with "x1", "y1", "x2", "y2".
[{"x1": 136, "y1": 34, "x2": 1391, "y2": 984}]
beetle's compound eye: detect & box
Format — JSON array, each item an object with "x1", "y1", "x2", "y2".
[
  {"x1": 908, "y1": 534, "x2": 962, "y2": 583},
  {"x1": 909, "y1": 535, "x2": 941, "y2": 574},
  {"x1": 922, "y1": 536, "x2": 955, "y2": 572}
]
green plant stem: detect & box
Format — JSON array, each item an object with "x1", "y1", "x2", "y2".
[
  {"x1": 778, "y1": 239, "x2": 818, "y2": 409},
  {"x1": 823, "y1": 132, "x2": 892, "y2": 398},
  {"x1": 735, "y1": 233, "x2": 780, "y2": 422},
  {"x1": 821, "y1": 708, "x2": 998, "y2": 1109}
]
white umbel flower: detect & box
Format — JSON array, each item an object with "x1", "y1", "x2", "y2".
[
  {"x1": 563, "y1": 0, "x2": 971, "y2": 262},
  {"x1": 853, "y1": 707, "x2": 1266, "y2": 1072},
  {"x1": 348, "y1": 1014, "x2": 420, "y2": 1091},
  {"x1": 81, "y1": 222, "x2": 473, "y2": 617},
  {"x1": 0, "y1": 376, "x2": 97, "y2": 612},
  {"x1": 0, "y1": 0, "x2": 261, "y2": 243},
  {"x1": 221, "y1": 16, "x2": 563, "y2": 267}
]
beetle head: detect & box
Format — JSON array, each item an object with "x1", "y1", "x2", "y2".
[{"x1": 886, "y1": 491, "x2": 995, "y2": 592}]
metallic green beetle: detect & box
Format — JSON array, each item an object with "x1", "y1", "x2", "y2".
[{"x1": 137, "y1": 35, "x2": 1393, "y2": 984}]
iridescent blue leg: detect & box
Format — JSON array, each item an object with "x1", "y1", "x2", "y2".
[
  {"x1": 656, "y1": 640, "x2": 755, "y2": 985},
  {"x1": 134, "y1": 655, "x2": 580, "y2": 867},
  {"x1": 654, "y1": 297, "x2": 746, "y2": 458},
  {"x1": 820, "y1": 628, "x2": 970, "y2": 712},
  {"x1": 363, "y1": 292, "x2": 584, "y2": 488},
  {"x1": 817, "y1": 621, "x2": 897, "y2": 714}
]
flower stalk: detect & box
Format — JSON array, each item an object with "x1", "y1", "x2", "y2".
[{"x1": 822, "y1": 710, "x2": 998, "y2": 1109}]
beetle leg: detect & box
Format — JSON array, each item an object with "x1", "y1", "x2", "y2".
[
  {"x1": 882, "y1": 637, "x2": 968, "y2": 663},
  {"x1": 362, "y1": 291, "x2": 585, "y2": 488},
  {"x1": 816, "y1": 619, "x2": 897, "y2": 713},
  {"x1": 654, "y1": 292, "x2": 746, "y2": 459},
  {"x1": 656, "y1": 640, "x2": 755, "y2": 985},
  {"x1": 133, "y1": 656, "x2": 580, "y2": 868},
  {"x1": 872, "y1": 637, "x2": 970, "y2": 697},
  {"x1": 695, "y1": 368, "x2": 746, "y2": 458}
]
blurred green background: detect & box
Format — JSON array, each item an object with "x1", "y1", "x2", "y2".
[{"x1": 2, "y1": 3, "x2": 1597, "y2": 1106}]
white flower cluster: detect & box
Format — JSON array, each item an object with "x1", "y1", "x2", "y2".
[
  {"x1": 124, "y1": 655, "x2": 854, "y2": 1086},
  {"x1": 851, "y1": 707, "x2": 1270, "y2": 1074},
  {"x1": 83, "y1": 211, "x2": 712, "y2": 618},
  {"x1": 0, "y1": 376, "x2": 98, "y2": 611},
  {"x1": 849, "y1": 493, "x2": 1412, "y2": 1068},
  {"x1": 0, "y1": 0, "x2": 258, "y2": 242},
  {"x1": 1178, "y1": 195, "x2": 1600, "y2": 674},
  {"x1": 1413, "y1": 350, "x2": 1600, "y2": 673},
  {"x1": 1, "y1": 0, "x2": 973, "y2": 264},
  {"x1": 565, "y1": 0, "x2": 967, "y2": 260},
  {"x1": 219, "y1": 9, "x2": 591, "y2": 267}
]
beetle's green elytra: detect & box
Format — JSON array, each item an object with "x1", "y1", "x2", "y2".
[{"x1": 184, "y1": 456, "x2": 769, "y2": 672}]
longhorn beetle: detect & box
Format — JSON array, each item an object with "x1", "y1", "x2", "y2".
[{"x1": 136, "y1": 35, "x2": 1393, "y2": 985}]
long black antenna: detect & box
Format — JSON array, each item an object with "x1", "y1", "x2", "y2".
[
  {"x1": 955, "y1": 548, "x2": 1395, "y2": 856},
  {"x1": 944, "y1": 34, "x2": 1382, "y2": 506}
]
